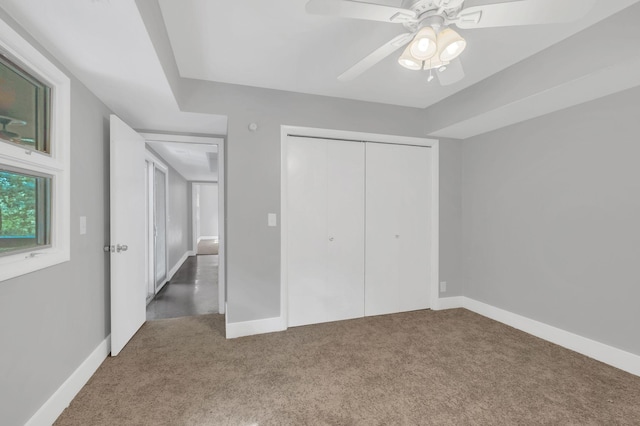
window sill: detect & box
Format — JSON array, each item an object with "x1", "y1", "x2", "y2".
[{"x1": 0, "y1": 246, "x2": 70, "y2": 282}]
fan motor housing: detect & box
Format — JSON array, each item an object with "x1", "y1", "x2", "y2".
[
  {"x1": 401, "y1": 0, "x2": 464, "y2": 31},
  {"x1": 402, "y1": 0, "x2": 464, "y2": 12}
]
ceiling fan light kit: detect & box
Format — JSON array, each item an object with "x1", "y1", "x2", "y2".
[
  {"x1": 408, "y1": 26, "x2": 437, "y2": 60},
  {"x1": 400, "y1": 25, "x2": 466, "y2": 71},
  {"x1": 437, "y1": 27, "x2": 467, "y2": 62},
  {"x1": 398, "y1": 45, "x2": 423, "y2": 70},
  {"x1": 306, "y1": 0, "x2": 596, "y2": 85}
]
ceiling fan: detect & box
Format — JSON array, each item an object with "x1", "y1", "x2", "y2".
[{"x1": 306, "y1": 0, "x2": 596, "y2": 86}]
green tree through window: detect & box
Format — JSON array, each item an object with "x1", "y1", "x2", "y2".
[
  {"x1": 0, "y1": 169, "x2": 50, "y2": 254},
  {"x1": 0, "y1": 171, "x2": 36, "y2": 237}
]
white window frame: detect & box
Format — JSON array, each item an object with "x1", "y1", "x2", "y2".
[{"x1": 0, "y1": 18, "x2": 70, "y2": 282}]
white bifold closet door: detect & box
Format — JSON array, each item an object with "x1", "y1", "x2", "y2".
[
  {"x1": 365, "y1": 143, "x2": 432, "y2": 316},
  {"x1": 287, "y1": 137, "x2": 365, "y2": 327}
]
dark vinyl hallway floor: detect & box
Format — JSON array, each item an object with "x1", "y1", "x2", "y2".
[{"x1": 146, "y1": 255, "x2": 218, "y2": 320}]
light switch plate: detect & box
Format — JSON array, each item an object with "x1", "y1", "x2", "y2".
[
  {"x1": 80, "y1": 216, "x2": 87, "y2": 235},
  {"x1": 268, "y1": 213, "x2": 277, "y2": 227}
]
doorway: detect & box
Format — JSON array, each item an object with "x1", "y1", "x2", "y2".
[
  {"x1": 141, "y1": 133, "x2": 226, "y2": 320},
  {"x1": 192, "y1": 182, "x2": 219, "y2": 255}
]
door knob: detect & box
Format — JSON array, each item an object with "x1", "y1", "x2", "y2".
[
  {"x1": 116, "y1": 244, "x2": 129, "y2": 253},
  {"x1": 329, "y1": 237, "x2": 334, "y2": 242}
]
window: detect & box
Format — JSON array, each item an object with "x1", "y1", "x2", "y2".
[
  {"x1": 0, "y1": 167, "x2": 51, "y2": 255},
  {"x1": 0, "y1": 17, "x2": 70, "y2": 281},
  {"x1": 0, "y1": 53, "x2": 50, "y2": 153}
]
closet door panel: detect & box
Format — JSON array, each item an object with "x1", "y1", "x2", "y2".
[
  {"x1": 287, "y1": 138, "x2": 329, "y2": 327},
  {"x1": 365, "y1": 143, "x2": 431, "y2": 316},
  {"x1": 326, "y1": 141, "x2": 365, "y2": 322}
]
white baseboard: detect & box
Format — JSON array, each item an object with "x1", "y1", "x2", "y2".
[
  {"x1": 167, "y1": 251, "x2": 194, "y2": 281},
  {"x1": 226, "y1": 315, "x2": 287, "y2": 339},
  {"x1": 461, "y1": 297, "x2": 640, "y2": 377},
  {"x1": 434, "y1": 296, "x2": 465, "y2": 310},
  {"x1": 26, "y1": 335, "x2": 110, "y2": 426}
]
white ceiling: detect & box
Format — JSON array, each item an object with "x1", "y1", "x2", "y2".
[
  {"x1": 0, "y1": 0, "x2": 637, "y2": 143},
  {"x1": 147, "y1": 141, "x2": 220, "y2": 182},
  {"x1": 0, "y1": 0, "x2": 228, "y2": 135},
  {"x1": 158, "y1": 0, "x2": 638, "y2": 108}
]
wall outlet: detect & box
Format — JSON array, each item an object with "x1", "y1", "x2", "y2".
[{"x1": 439, "y1": 281, "x2": 447, "y2": 293}]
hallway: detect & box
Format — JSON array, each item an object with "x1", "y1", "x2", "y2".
[{"x1": 146, "y1": 255, "x2": 219, "y2": 320}]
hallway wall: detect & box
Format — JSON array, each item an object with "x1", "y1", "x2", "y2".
[{"x1": 166, "y1": 162, "x2": 192, "y2": 272}]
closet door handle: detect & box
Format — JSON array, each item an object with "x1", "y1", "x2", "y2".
[{"x1": 329, "y1": 237, "x2": 334, "y2": 242}]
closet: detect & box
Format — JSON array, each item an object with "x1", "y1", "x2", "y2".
[{"x1": 285, "y1": 135, "x2": 432, "y2": 327}]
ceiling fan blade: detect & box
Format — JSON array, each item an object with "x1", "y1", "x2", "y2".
[
  {"x1": 455, "y1": 0, "x2": 596, "y2": 29},
  {"x1": 338, "y1": 32, "x2": 414, "y2": 82},
  {"x1": 436, "y1": 58, "x2": 465, "y2": 86},
  {"x1": 306, "y1": 0, "x2": 417, "y2": 24}
]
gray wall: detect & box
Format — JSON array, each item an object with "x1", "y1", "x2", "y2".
[
  {"x1": 137, "y1": 0, "x2": 464, "y2": 323},
  {"x1": 0, "y1": 10, "x2": 112, "y2": 425},
  {"x1": 439, "y1": 138, "x2": 464, "y2": 297},
  {"x1": 176, "y1": 79, "x2": 463, "y2": 323},
  {"x1": 461, "y1": 86, "x2": 640, "y2": 356},
  {"x1": 166, "y1": 163, "x2": 191, "y2": 271}
]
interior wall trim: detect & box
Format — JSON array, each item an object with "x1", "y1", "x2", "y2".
[
  {"x1": 433, "y1": 296, "x2": 466, "y2": 310},
  {"x1": 436, "y1": 297, "x2": 640, "y2": 377},
  {"x1": 25, "y1": 335, "x2": 110, "y2": 426},
  {"x1": 226, "y1": 315, "x2": 287, "y2": 339}
]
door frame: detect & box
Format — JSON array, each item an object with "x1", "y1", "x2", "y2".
[
  {"x1": 140, "y1": 132, "x2": 226, "y2": 315},
  {"x1": 144, "y1": 149, "x2": 169, "y2": 297},
  {"x1": 280, "y1": 125, "x2": 440, "y2": 327}
]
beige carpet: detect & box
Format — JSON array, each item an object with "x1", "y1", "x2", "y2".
[
  {"x1": 55, "y1": 309, "x2": 640, "y2": 425},
  {"x1": 197, "y1": 239, "x2": 218, "y2": 255}
]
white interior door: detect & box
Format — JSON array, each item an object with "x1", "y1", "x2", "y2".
[
  {"x1": 365, "y1": 142, "x2": 432, "y2": 316},
  {"x1": 154, "y1": 167, "x2": 167, "y2": 289},
  {"x1": 286, "y1": 137, "x2": 365, "y2": 327},
  {"x1": 110, "y1": 115, "x2": 147, "y2": 356}
]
